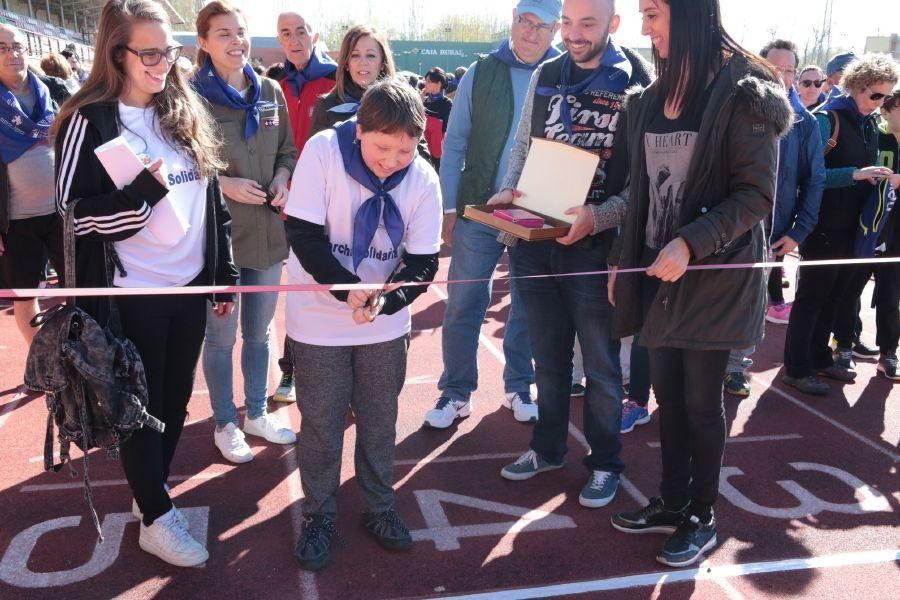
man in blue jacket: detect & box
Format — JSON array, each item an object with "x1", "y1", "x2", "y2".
[
  {"x1": 423, "y1": 0, "x2": 562, "y2": 429},
  {"x1": 724, "y1": 39, "x2": 825, "y2": 396}
]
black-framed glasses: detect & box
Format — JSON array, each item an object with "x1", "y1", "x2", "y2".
[
  {"x1": 799, "y1": 79, "x2": 825, "y2": 89},
  {"x1": 516, "y1": 14, "x2": 555, "y2": 33},
  {"x1": 125, "y1": 45, "x2": 183, "y2": 67},
  {"x1": 0, "y1": 43, "x2": 27, "y2": 56}
]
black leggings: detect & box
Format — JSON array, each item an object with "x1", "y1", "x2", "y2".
[
  {"x1": 117, "y1": 286, "x2": 208, "y2": 525},
  {"x1": 649, "y1": 347, "x2": 730, "y2": 518}
]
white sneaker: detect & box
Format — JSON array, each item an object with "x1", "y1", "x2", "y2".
[
  {"x1": 243, "y1": 413, "x2": 297, "y2": 445},
  {"x1": 273, "y1": 373, "x2": 296, "y2": 403},
  {"x1": 214, "y1": 422, "x2": 254, "y2": 463},
  {"x1": 503, "y1": 391, "x2": 539, "y2": 423},
  {"x1": 139, "y1": 507, "x2": 208, "y2": 567},
  {"x1": 424, "y1": 397, "x2": 471, "y2": 429},
  {"x1": 132, "y1": 485, "x2": 189, "y2": 530}
]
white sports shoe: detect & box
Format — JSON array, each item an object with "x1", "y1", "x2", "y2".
[
  {"x1": 132, "y1": 484, "x2": 188, "y2": 530},
  {"x1": 423, "y1": 397, "x2": 472, "y2": 429},
  {"x1": 503, "y1": 391, "x2": 539, "y2": 423},
  {"x1": 214, "y1": 422, "x2": 254, "y2": 463},
  {"x1": 273, "y1": 373, "x2": 296, "y2": 403},
  {"x1": 243, "y1": 413, "x2": 297, "y2": 445},
  {"x1": 139, "y1": 507, "x2": 209, "y2": 567}
]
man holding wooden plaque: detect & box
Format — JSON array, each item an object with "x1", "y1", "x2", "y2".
[{"x1": 489, "y1": 0, "x2": 652, "y2": 509}]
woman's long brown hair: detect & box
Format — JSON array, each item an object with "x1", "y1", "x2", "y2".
[
  {"x1": 53, "y1": 0, "x2": 224, "y2": 177},
  {"x1": 335, "y1": 25, "x2": 397, "y2": 103}
]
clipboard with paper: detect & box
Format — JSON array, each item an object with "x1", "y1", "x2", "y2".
[{"x1": 463, "y1": 137, "x2": 601, "y2": 240}]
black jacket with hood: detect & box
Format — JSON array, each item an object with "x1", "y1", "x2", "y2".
[
  {"x1": 611, "y1": 55, "x2": 793, "y2": 350},
  {"x1": 53, "y1": 101, "x2": 238, "y2": 323}
]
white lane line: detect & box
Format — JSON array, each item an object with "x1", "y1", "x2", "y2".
[
  {"x1": 567, "y1": 421, "x2": 648, "y2": 507},
  {"x1": 754, "y1": 375, "x2": 900, "y2": 463},
  {"x1": 0, "y1": 388, "x2": 28, "y2": 430},
  {"x1": 715, "y1": 577, "x2": 746, "y2": 600},
  {"x1": 645, "y1": 434, "x2": 803, "y2": 448},
  {"x1": 437, "y1": 548, "x2": 900, "y2": 599},
  {"x1": 19, "y1": 472, "x2": 225, "y2": 492},
  {"x1": 395, "y1": 452, "x2": 521, "y2": 467}
]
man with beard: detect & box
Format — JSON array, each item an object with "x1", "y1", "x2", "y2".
[{"x1": 489, "y1": 0, "x2": 652, "y2": 508}]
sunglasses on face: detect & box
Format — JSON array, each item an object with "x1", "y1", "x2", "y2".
[
  {"x1": 867, "y1": 91, "x2": 887, "y2": 102},
  {"x1": 124, "y1": 45, "x2": 183, "y2": 67},
  {"x1": 798, "y1": 79, "x2": 825, "y2": 89}
]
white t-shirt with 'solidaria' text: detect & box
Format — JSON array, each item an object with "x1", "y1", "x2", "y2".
[
  {"x1": 284, "y1": 129, "x2": 443, "y2": 346},
  {"x1": 114, "y1": 102, "x2": 207, "y2": 287}
]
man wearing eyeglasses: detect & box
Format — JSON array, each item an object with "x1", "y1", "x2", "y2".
[
  {"x1": 723, "y1": 39, "x2": 826, "y2": 397},
  {"x1": 0, "y1": 25, "x2": 66, "y2": 348},
  {"x1": 422, "y1": 0, "x2": 563, "y2": 430},
  {"x1": 796, "y1": 66, "x2": 827, "y2": 110}
]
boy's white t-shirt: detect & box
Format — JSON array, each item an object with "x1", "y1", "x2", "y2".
[
  {"x1": 113, "y1": 102, "x2": 207, "y2": 287},
  {"x1": 284, "y1": 129, "x2": 443, "y2": 346}
]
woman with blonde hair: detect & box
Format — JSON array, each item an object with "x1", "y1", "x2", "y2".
[
  {"x1": 192, "y1": 0, "x2": 299, "y2": 464},
  {"x1": 54, "y1": 0, "x2": 238, "y2": 566},
  {"x1": 39, "y1": 52, "x2": 79, "y2": 92},
  {"x1": 307, "y1": 24, "x2": 396, "y2": 138}
]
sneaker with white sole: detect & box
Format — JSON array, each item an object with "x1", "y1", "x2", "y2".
[
  {"x1": 244, "y1": 413, "x2": 297, "y2": 445},
  {"x1": 579, "y1": 470, "x2": 619, "y2": 508},
  {"x1": 656, "y1": 514, "x2": 717, "y2": 568},
  {"x1": 423, "y1": 397, "x2": 471, "y2": 429},
  {"x1": 132, "y1": 484, "x2": 188, "y2": 530},
  {"x1": 500, "y1": 449, "x2": 563, "y2": 481},
  {"x1": 214, "y1": 422, "x2": 254, "y2": 463},
  {"x1": 139, "y1": 507, "x2": 208, "y2": 567},
  {"x1": 503, "y1": 391, "x2": 538, "y2": 423},
  {"x1": 877, "y1": 354, "x2": 900, "y2": 381},
  {"x1": 273, "y1": 372, "x2": 296, "y2": 403}
]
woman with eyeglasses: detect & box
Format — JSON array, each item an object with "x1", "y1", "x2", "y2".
[
  {"x1": 192, "y1": 1, "x2": 299, "y2": 465},
  {"x1": 53, "y1": 0, "x2": 238, "y2": 566},
  {"x1": 796, "y1": 65, "x2": 827, "y2": 110},
  {"x1": 783, "y1": 53, "x2": 899, "y2": 395}
]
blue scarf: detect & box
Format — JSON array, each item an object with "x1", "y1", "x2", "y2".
[
  {"x1": 425, "y1": 92, "x2": 444, "y2": 103},
  {"x1": 855, "y1": 180, "x2": 896, "y2": 258},
  {"x1": 490, "y1": 39, "x2": 561, "y2": 71},
  {"x1": 192, "y1": 57, "x2": 276, "y2": 139},
  {"x1": 0, "y1": 72, "x2": 54, "y2": 164},
  {"x1": 328, "y1": 91, "x2": 363, "y2": 118},
  {"x1": 535, "y1": 40, "x2": 632, "y2": 136},
  {"x1": 335, "y1": 119, "x2": 409, "y2": 272},
  {"x1": 282, "y1": 48, "x2": 337, "y2": 98}
]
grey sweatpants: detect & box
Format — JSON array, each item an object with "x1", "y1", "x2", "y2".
[{"x1": 291, "y1": 335, "x2": 409, "y2": 518}]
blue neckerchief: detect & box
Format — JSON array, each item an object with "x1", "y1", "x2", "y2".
[
  {"x1": 192, "y1": 57, "x2": 276, "y2": 139},
  {"x1": 0, "y1": 72, "x2": 54, "y2": 163},
  {"x1": 490, "y1": 38, "x2": 561, "y2": 71},
  {"x1": 282, "y1": 48, "x2": 337, "y2": 98},
  {"x1": 328, "y1": 90, "x2": 362, "y2": 117},
  {"x1": 425, "y1": 92, "x2": 444, "y2": 103},
  {"x1": 535, "y1": 39, "x2": 632, "y2": 136},
  {"x1": 335, "y1": 119, "x2": 409, "y2": 273}
]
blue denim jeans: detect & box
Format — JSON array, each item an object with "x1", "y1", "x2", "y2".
[
  {"x1": 203, "y1": 263, "x2": 282, "y2": 427},
  {"x1": 513, "y1": 238, "x2": 623, "y2": 473},
  {"x1": 438, "y1": 218, "x2": 533, "y2": 401}
]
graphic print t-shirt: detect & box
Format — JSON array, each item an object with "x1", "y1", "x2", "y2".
[{"x1": 643, "y1": 108, "x2": 702, "y2": 250}]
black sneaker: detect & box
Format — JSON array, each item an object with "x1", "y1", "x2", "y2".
[
  {"x1": 363, "y1": 509, "x2": 413, "y2": 551},
  {"x1": 852, "y1": 341, "x2": 880, "y2": 359},
  {"x1": 294, "y1": 515, "x2": 336, "y2": 571},
  {"x1": 571, "y1": 383, "x2": 586, "y2": 397},
  {"x1": 818, "y1": 364, "x2": 856, "y2": 382},
  {"x1": 656, "y1": 514, "x2": 717, "y2": 568},
  {"x1": 877, "y1": 354, "x2": 900, "y2": 381},
  {"x1": 611, "y1": 497, "x2": 686, "y2": 534},
  {"x1": 782, "y1": 374, "x2": 829, "y2": 396}
]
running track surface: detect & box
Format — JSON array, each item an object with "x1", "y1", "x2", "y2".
[{"x1": 0, "y1": 253, "x2": 897, "y2": 599}]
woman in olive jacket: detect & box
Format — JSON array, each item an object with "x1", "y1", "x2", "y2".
[{"x1": 608, "y1": 0, "x2": 792, "y2": 569}]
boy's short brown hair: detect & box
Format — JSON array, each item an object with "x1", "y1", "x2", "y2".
[
  {"x1": 883, "y1": 88, "x2": 900, "y2": 113},
  {"x1": 357, "y1": 79, "x2": 426, "y2": 139}
]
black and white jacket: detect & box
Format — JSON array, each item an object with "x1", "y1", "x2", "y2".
[{"x1": 54, "y1": 101, "x2": 238, "y2": 321}]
